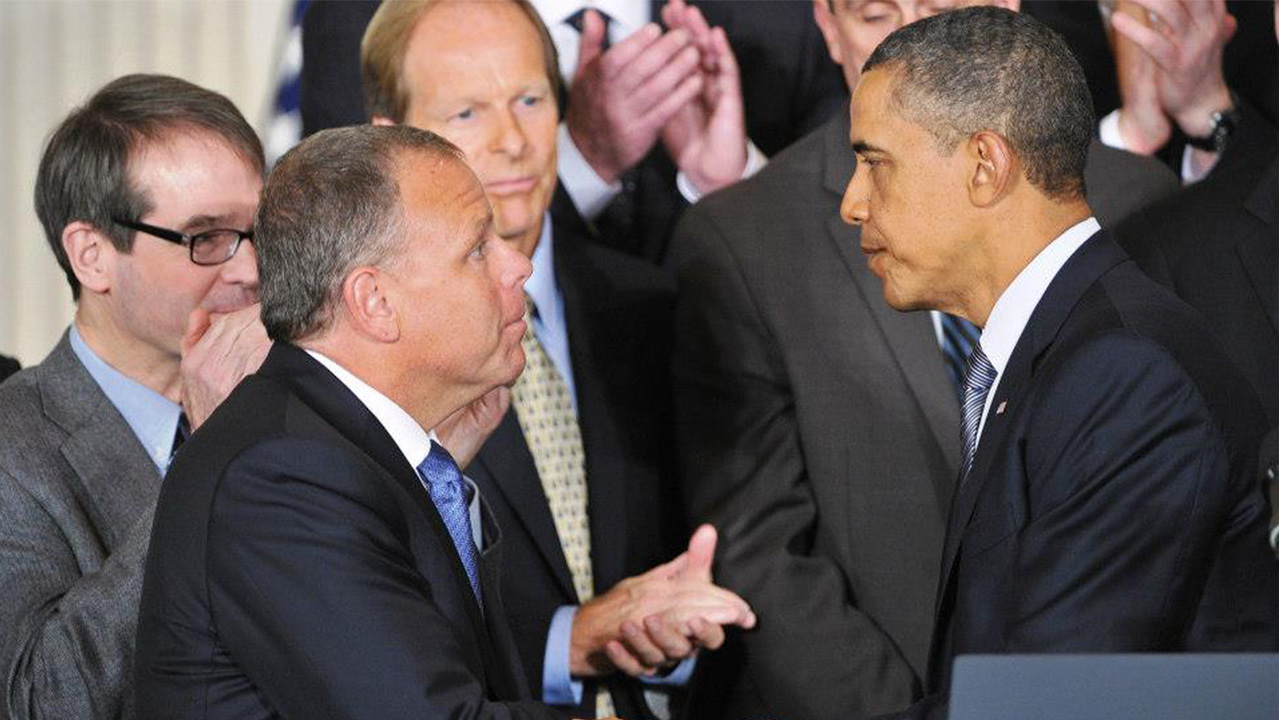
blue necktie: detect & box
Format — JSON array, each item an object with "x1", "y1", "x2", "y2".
[
  {"x1": 960, "y1": 343, "x2": 998, "y2": 481},
  {"x1": 939, "y1": 313, "x2": 982, "y2": 401},
  {"x1": 416, "y1": 441, "x2": 484, "y2": 609}
]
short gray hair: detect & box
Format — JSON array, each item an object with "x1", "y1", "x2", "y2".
[
  {"x1": 255, "y1": 124, "x2": 462, "y2": 342},
  {"x1": 863, "y1": 6, "x2": 1093, "y2": 200},
  {"x1": 34, "y1": 74, "x2": 264, "y2": 299}
]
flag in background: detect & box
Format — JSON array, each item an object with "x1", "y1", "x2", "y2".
[{"x1": 264, "y1": 0, "x2": 309, "y2": 167}]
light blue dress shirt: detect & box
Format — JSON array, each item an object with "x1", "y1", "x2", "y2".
[
  {"x1": 532, "y1": 217, "x2": 694, "y2": 706},
  {"x1": 69, "y1": 325, "x2": 184, "y2": 476}
]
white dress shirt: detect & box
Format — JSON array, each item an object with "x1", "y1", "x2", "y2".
[
  {"x1": 305, "y1": 349, "x2": 482, "y2": 546},
  {"x1": 974, "y1": 217, "x2": 1102, "y2": 446}
]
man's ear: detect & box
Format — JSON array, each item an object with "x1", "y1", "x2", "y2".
[
  {"x1": 342, "y1": 266, "x2": 401, "y2": 343},
  {"x1": 812, "y1": 0, "x2": 845, "y2": 67},
  {"x1": 967, "y1": 131, "x2": 1016, "y2": 208},
  {"x1": 371, "y1": 116, "x2": 397, "y2": 127},
  {"x1": 62, "y1": 221, "x2": 116, "y2": 295}
]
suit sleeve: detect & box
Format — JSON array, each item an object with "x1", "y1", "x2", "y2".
[
  {"x1": 205, "y1": 439, "x2": 560, "y2": 720},
  {"x1": 1003, "y1": 333, "x2": 1271, "y2": 650},
  {"x1": 671, "y1": 208, "x2": 921, "y2": 719},
  {"x1": 0, "y1": 470, "x2": 152, "y2": 720}
]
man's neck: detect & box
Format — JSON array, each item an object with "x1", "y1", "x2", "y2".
[
  {"x1": 964, "y1": 199, "x2": 1092, "y2": 327},
  {"x1": 74, "y1": 302, "x2": 181, "y2": 402}
]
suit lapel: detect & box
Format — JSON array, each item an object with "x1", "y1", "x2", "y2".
[
  {"x1": 262, "y1": 344, "x2": 498, "y2": 679},
  {"x1": 556, "y1": 228, "x2": 629, "y2": 593},
  {"x1": 472, "y1": 410, "x2": 578, "y2": 599},
  {"x1": 41, "y1": 336, "x2": 161, "y2": 548},
  {"x1": 819, "y1": 116, "x2": 963, "y2": 477},
  {"x1": 935, "y1": 232, "x2": 1128, "y2": 602},
  {"x1": 1236, "y1": 165, "x2": 1278, "y2": 332}
]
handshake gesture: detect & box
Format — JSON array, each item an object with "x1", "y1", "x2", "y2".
[
  {"x1": 566, "y1": 0, "x2": 748, "y2": 196},
  {"x1": 571, "y1": 524, "x2": 756, "y2": 678}
]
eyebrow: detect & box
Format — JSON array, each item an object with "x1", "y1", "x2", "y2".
[
  {"x1": 851, "y1": 141, "x2": 888, "y2": 156},
  {"x1": 467, "y1": 210, "x2": 493, "y2": 252},
  {"x1": 178, "y1": 213, "x2": 249, "y2": 233}
]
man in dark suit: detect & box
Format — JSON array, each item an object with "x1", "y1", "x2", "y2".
[
  {"x1": 301, "y1": 0, "x2": 845, "y2": 264},
  {"x1": 837, "y1": 9, "x2": 1276, "y2": 718},
  {"x1": 359, "y1": 3, "x2": 755, "y2": 718},
  {"x1": 670, "y1": 3, "x2": 1178, "y2": 719},
  {"x1": 137, "y1": 125, "x2": 565, "y2": 718},
  {"x1": 0, "y1": 74, "x2": 270, "y2": 720}
]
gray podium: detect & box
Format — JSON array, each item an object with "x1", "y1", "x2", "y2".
[{"x1": 949, "y1": 653, "x2": 1278, "y2": 720}]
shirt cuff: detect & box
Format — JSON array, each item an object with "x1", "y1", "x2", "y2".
[
  {"x1": 542, "y1": 605, "x2": 585, "y2": 705},
  {"x1": 558, "y1": 123, "x2": 621, "y2": 221},
  {"x1": 1097, "y1": 109, "x2": 1128, "y2": 152},
  {"x1": 675, "y1": 140, "x2": 769, "y2": 204},
  {"x1": 638, "y1": 654, "x2": 697, "y2": 687},
  {"x1": 1180, "y1": 144, "x2": 1213, "y2": 184}
]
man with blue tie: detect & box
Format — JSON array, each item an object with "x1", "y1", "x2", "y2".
[
  {"x1": 360, "y1": 3, "x2": 756, "y2": 718},
  {"x1": 840, "y1": 9, "x2": 1277, "y2": 719}
]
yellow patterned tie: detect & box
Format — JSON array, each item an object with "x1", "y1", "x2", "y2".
[{"x1": 510, "y1": 297, "x2": 614, "y2": 717}]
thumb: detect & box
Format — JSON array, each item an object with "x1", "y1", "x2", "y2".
[
  {"x1": 680, "y1": 524, "x2": 718, "y2": 582},
  {"x1": 576, "y1": 9, "x2": 607, "y2": 71},
  {"x1": 181, "y1": 308, "x2": 212, "y2": 357}
]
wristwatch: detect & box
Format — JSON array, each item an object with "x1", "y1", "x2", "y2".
[{"x1": 1185, "y1": 93, "x2": 1241, "y2": 154}]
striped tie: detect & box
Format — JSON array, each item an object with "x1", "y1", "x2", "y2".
[
  {"x1": 939, "y1": 313, "x2": 981, "y2": 400},
  {"x1": 960, "y1": 343, "x2": 998, "y2": 481}
]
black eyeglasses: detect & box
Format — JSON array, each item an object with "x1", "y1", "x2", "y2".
[{"x1": 112, "y1": 217, "x2": 253, "y2": 266}]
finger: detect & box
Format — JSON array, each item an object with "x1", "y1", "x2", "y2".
[
  {"x1": 682, "y1": 5, "x2": 717, "y2": 66},
  {"x1": 629, "y1": 42, "x2": 701, "y2": 111},
  {"x1": 688, "y1": 616, "x2": 726, "y2": 650},
  {"x1": 619, "y1": 620, "x2": 667, "y2": 669},
  {"x1": 643, "y1": 614, "x2": 694, "y2": 659},
  {"x1": 181, "y1": 308, "x2": 213, "y2": 357},
  {"x1": 598, "y1": 22, "x2": 663, "y2": 80},
  {"x1": 679, "y1": 524, "x2": 717, "y2": 582},
  {"x1": 576, "y1": 9, "x2": 609, "y2": 71},
  {"x1": 1125, "y1": 0, "x2": 1189, "y2": 37},
  {"x1": 614, "y1": 27, "x2": 695, "y2": 94},
  {"x1": 604, "y1": 639, "x2": 650, "y2": 678},
  {"x1": 636, "y1": 72, "x2": 704, "y2": 131},
  {"x1": 1111, "y1": 12, "x2": 1178, "y2": 70}
]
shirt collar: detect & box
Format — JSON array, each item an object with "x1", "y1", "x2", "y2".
[
  {"x1": 979, "y1": 217, "x2": 1101, "y2": 375},
  {"x1": 526, "y1": 215, "x2": 560, "y2": 317},
  {"x1": 69, "y1": 324, "x2": 182, "y2": 475},
  {"x1": 304, "y1": 349, "x2": 437, "y2": 470}
]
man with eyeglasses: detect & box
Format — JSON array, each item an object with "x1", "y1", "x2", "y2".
[{"x1": 0, "y1": 74, "x2": 270, "y2": 720}]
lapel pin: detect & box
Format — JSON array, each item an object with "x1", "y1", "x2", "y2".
[{"x1": 996, "y1": 399, "x2": 1008, "y2": 415}]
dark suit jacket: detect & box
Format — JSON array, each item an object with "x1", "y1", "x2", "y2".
[
  {"x1": 299, "y1": 0, "x2": 845, "y2": 265},
  {"x1": 464, "y1": 222, "x2": 681, "y2": 719},
  {"x1": 135, "y1": 343, "x2": 560, "y2": 720},
  {"x1": 0, "y1": 334, "x2": 160, "y2": 720},
  {"x1": 898, "y1": 233, "x2": 1279, "y2": 720},
  {"x1": 1117, "y1": 102, "x2": 1277, "y2": 427},
  {"x1": 0, "y1": 354, "x2": 18, "y2": 383},
  {"x1": 669, "y1": 113, "x2": 1185, "y2": 720}
]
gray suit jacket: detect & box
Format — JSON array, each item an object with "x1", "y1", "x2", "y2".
[
  {"x1": 670, "y1": 113, "x2": 1178, "y2": 720},
  {"x1": 0, "y1": 332, "x2": 159, "y2": 720}
]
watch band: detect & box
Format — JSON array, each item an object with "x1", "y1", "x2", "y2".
[{"x1": 1185, "y1": 92, "x2": 1241, "y2": 154}]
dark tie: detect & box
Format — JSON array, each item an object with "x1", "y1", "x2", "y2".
[
  {"x1": 960, "y1": 343, "x2": 998, "y2": 481},
  {"x1": 939, "y1": 313, "x2": 981, "y2": 401},
  {"x1": 169, "y1": 412, "x2": 190, "y2": 462},
  {"x1": 417, "y1": 441, "x2": 484, "y2": 609}
]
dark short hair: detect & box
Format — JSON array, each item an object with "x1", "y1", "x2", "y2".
[
  {"x1": 34, "y1": 74, "x2": 264, "y2": 299},
  {"x1": 863, "y1": 6, "x2": 1093, "y2": 200},
  {"x1": 256, "y1": 124, "x2": 463, "y2": 343},
  {"x1": 361, "y1": 0, "x2": 562, "y2": 122}
]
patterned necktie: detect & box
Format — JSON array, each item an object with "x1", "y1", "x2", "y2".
[
  {"x1": 960, "y1": 343, "x2": 999, "y2": 481},
  {"x1": 417, "y1": 441, "x2": 484, "y2": 609},
  {"x1": 939, "y1": 313, "x2": 982, "y2": 401},
  {"x1": 511, "y1": 297, "x2": 614, "y2": 717}
]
